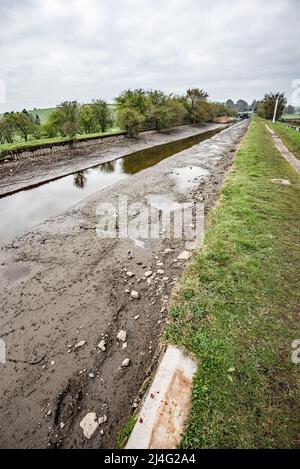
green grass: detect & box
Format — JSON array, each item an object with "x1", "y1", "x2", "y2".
[
  {"x1": 270, "y1": 121, "x2": 300, "y2": 160},
  {"x1": 166, "y1": 117, "x2": 300, "y2": 448},
  {"x1": 282, "y1": 114, "x2": 300, "y2": 120},
  {"x1": 0, "y1": 128, "x2": 124, "y2": 154},
  {"x1": 115, "y1": 415, "x2": 137, "y2": 448}
]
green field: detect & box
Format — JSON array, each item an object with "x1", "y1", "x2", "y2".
[
  {"x1": 28, "y1": 103, "x2": 116, "y2": 125},
  {"x1": 28, "y1": 107, "x2": 54, "y2": 124},
  {"x1": 166, "y1": 117, "x2": 300, "y2": 448},
  {"x1": 282, "y1": 114, "x2": 300, "y2": 120},
  {"x1": 270, "y1": 121, "x2": 300, "y2": 160}
]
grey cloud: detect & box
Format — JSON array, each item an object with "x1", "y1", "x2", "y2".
[{"x1": 0, "y1": 0, "x2": 299, "y2": 112}]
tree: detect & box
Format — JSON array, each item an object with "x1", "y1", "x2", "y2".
[
  {"x1": 117, "y1": 108, "x2": 144, "y2": 137},
  {"x1": 225, "y1": 99, "x2": 238, "y2": 116},
  {"x1": 186, "y1": 88, "x2": 209, "y2": 122},
  {"x1": 210, "y1": 102, "x2": 227, "y2": 118},
  {"x1": 90, "y1": 99, "x2": 112, "y2": 133},
  {"x1": 8, "y1": 111, "x2": 36, "y2": 141},
  {"x1": 284, "y1": 104, "x2": 295, "y2": 115},
  {"x1": 34, "y1": 114, "x2": 41, "y2": 125},
  {"x1": 47, "y1": 101, "x2": 79, "y2": 138},
  {"x1": 236, "y1": 99, "x2": 249, "y2": 111},
  {"x1": 115, "y1": 89, "x2": 148, "y2": 114},
  {"x1": 0, "y1": 114, "x2": 15, "y2": 144},
  {"x1": 186, "y1": 88, "x2": 209, "y2": 108},
  {"x1": 79, "y1": 104, "x2": 97, "y2": 134},
  {"x1": 249, "y1": 99, "x2": 259, "y2": 111},
  {"x1": 257, "y1": 92, "x2": 287, "y2": 120}
]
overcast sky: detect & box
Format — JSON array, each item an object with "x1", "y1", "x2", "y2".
[{"x1": 0, "y1": 0, "x2": 299, "y2": 112}]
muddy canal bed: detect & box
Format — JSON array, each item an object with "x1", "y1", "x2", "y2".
[
  {"x1": 0, "y1": 123, "x2": 223, "y2": 197},
  {"x1": 0, "y1": 126, "x2": 224, "y2": 245},
  {"x1": 0, "y1": 121, "x2": 249, "y2": 448}
]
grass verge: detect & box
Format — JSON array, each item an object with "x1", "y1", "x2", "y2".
[
  {"x1": 166, "y1": 117, "x2": 300, "y2": 448},
  {"x1": 0, "y1": 128, "x2": 124, "y2": 154},
  {"x1": 115, "y1": 415, "x2": 137, "y2": 448},
  {"x1": 270, "y1": 122, "x2": 300, "y2": 160}
]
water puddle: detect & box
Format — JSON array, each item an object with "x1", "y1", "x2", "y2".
[
  {"x1": 173, "y1": 166, "x2": 209, "y2": 192},
  {"x1": 0, "y1": 126, "x2": 224, "y2": 244}
]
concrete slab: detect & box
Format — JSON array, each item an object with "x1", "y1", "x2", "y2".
[{"x1": 126, "y1": 345, "x2": 197, "y2": 449}]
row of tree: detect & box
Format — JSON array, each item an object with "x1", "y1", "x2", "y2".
[
  {"x1": 226, "y1": 92, "x2": 297, "y2": 121},
  {"x1": 256, "y1": 92, "x2": 287, "y2": 120},
  {"x1": 115, "y1": 88, "x2": 227, "y2": 137},
  {"x1": 0, "y1": 88, "x2": 230, "y2": 144}
]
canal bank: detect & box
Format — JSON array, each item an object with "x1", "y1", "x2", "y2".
[
  {"x1": 0, "y1": 120, "x2": 249, "y2": 448},
  {"x1": 0, "y1": 123, "x2": 226, "y2": 197}
]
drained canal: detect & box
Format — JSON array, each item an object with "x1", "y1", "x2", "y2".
[{"x1": 0, "y1": 126, "x2": 226, "y2": 244}]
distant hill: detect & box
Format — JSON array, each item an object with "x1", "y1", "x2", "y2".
[
  {"x1": 28, "y1": 103, "x2": 116, "y2": 124},
  {"x1": 28, "y1": 107, "x2": 54, "y2": 124}
]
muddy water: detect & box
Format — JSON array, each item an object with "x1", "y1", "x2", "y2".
[{"x1": 0, "y1": 127, "x2": 224, "y2": 244}]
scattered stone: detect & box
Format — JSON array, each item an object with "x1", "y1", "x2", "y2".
[
  {"x1": 164, "y1": 248, "x2": 173, "y2": 254},
  {"x1": 50, "y1": 360, "x2": 55, "y2": 366},
  {"x1": 144, "y1": 271, "x2": 152, "y2": 278},
  {"x1": 130, "y1": 290, "x2": 139, "y2": 299},
  {"x1": 177, "y1": 250, "x2": 191, "y2": 260},
  {"x1": 157, "y1": 269, "x2": 165, "y2": 275},
  {"x1": 157, "y1": 262, "x2": 164, "y2": 266},
  {"x1": 60, "y1": 422, "x2": 65, "y2": 429},
  {"x1": 126, "y1": 271, "x2": 135, "y2": 277},
  {"x1": 75, "y1": 340, "x2": 86, "y2": 349},
  {"x1": 122, "y1": 342, "x2": 127, "y2": 349},
  {"x1": 121, "y1": 358, "x2": 130, "y2": 367},
  {"x1": 162, "y1": 277, "x2": 169, "y2": 281},
  {"x1": 271, "y1": 178, "x2": 291, "y2": 186},
  {"x1": 134, "y1": 315, "x2": 140, "y2": 320},
  {"x1": 88, "y1": 373, "x2": 95, "y2": 379},
  {"x1": 46, "y1": 409, "x2": 52, "y2": 416},
  {"x1": 80, "y1": 412, "x2": 99, "y2": 439},
  {"x1": 98, "y1": 415, "x2": 107, "y2": 425},
  {"x1": 117, "y1": 330, "x2": 127, "y2": 342},
  {"x1": 125, "y1": 289, "x2": 130, "y2": 293},
  {"x1": 98, "y1": 340, "x2": 106, "y2": 352}
]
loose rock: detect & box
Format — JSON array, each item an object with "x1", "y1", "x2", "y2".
[
  {"x1": 117, "y1": 330, "x2": 127, "y2": 342},
  {"x1": 177, "y1": 250, "x2": 191, "y2": 260},
  {"x1": 130, "y1": 290, "x2": 139, "y2": 299},
  {"x1": 98, "y1": 415, "x2": 107, "y2": 425},
  {"x1": 80, "y1": 412, "x2": 99, "y2": 439},
  {"x1": 98, "y1": 339, "x2": 106, "y2": 351},
  {"x1": 75, "y1": 340, "x2": 86, "y2": 349},
  {"x1": 121, "y1": 358, "x2": 130, "y2": 367}
]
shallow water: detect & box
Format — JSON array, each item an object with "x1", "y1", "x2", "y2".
[{"x1": 0, "y1": 127, "x2": 223, "y2": 244}]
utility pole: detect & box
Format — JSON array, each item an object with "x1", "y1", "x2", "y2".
[{"x1": 272, "y1": 96, "x2": 279, "y2": 123}]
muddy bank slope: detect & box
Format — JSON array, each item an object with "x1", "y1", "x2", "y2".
[
  {"x1": 0, "y1": 120, "x2": 249, "y2": 448},
  {"x1": 0, "y1": 123, "x2": 224, "y2": 197}
]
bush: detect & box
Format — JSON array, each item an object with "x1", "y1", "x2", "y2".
[{"x1": 117, "y1": 108, "x2": 144, "y2": 137}]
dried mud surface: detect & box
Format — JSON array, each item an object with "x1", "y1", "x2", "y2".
[{"x1": 0, "y1": 121, "x2": 249, "y2": 448}]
